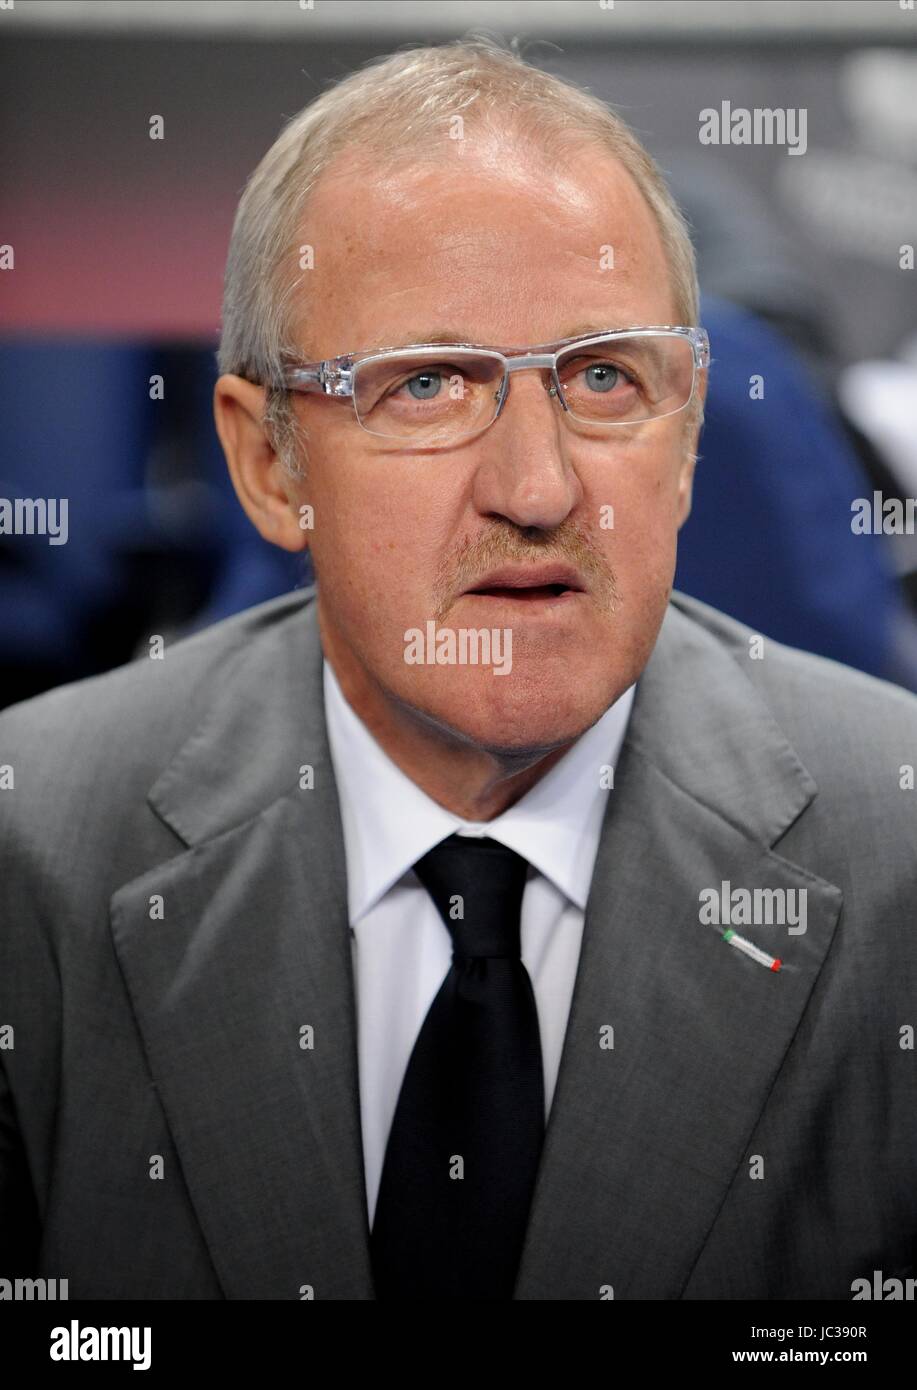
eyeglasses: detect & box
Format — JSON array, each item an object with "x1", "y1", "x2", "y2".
[{"x1": 277, "y1": 325, "x2": 710, "y2": 448}]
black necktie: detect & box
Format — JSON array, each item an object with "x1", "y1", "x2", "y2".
[{"x1": 370, "y1": 833, "x2": 546, "y2": 1300}]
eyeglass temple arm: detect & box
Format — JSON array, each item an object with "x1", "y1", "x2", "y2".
[
  {"x1": 282, "y1": 364, "x2": 354, "y2": 397},
  {"x1": 692, "y1": 328, "x2": 711, "y2": 370}
]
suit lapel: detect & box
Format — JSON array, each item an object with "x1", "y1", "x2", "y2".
[
  {"x1": 514, "y1": 599, "x2": 844, "y2": 1299},
  {"x1": 110, "y1": 594, "x2": 375, "y2": 1299}
]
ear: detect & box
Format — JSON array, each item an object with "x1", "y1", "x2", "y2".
[
  {"x1": 676, "y1": 446, "x2": 697, "y2": 529},
  {"x1": 676, "y1": 372, "x2": 707, "y2": 529},
  {"x1": 213, "y1": 374, "x2": 309, "y2": 553}
]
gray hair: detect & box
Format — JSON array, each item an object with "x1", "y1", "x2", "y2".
[{"x1": 217, "y1": 33, "x2": 701, "y2": 476}]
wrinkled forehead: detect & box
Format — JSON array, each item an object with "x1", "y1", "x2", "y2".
[{"x1": 291, "y1": 135, "x2": 677, "y2": 356}]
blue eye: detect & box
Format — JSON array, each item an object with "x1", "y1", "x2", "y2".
[
  {"x1": 406, "y1": 371, "x2": 443, "y2": 400},
  {"x1": 583, "y1": 363, "x2": 620, "y2": 393}
]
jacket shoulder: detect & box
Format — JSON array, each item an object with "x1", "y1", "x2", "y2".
[
  {"x1": 0, "y1": 588, "x2": 314, "y2": 788},
  {"x1": 668, "y1": 589, "x2": 917, "y2": 753}
]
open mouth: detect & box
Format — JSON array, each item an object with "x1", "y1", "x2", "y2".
[{"x1": 468, "y1": 583, "x2": 576, "y2": 600}]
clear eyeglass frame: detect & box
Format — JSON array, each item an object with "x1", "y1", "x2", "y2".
[{"x1": 275, "y1": 324, "x2": 710, "y2": 445}]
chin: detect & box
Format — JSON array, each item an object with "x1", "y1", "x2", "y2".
[{"x1": 401, "y1": 662, "x2": 619, "y2": 759}]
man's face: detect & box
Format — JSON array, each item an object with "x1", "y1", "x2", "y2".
[{"x1": 289, "y1": 133, "x2": 700, "y2": 754}]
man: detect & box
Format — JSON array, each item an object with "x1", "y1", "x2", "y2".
[{"x1": 1, "y1": 37, "x2": 915, "y2": 1302}]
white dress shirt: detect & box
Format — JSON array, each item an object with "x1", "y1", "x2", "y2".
[{"x1": 322, "y1": 658, "x2": 635, "y2": 1230}]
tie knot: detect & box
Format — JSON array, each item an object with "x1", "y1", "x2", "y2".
[{"x1": 413, "y1": 834, "x2": 529, "y2": 959}]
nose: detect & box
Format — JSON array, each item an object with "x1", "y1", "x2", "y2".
[{"x1": 471, "y1": 367, "x2": 582, "y2": 531}]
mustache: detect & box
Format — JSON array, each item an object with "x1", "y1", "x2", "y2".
[{"x1": 431, "y1": 521, "x2": 619, "y2": 622}]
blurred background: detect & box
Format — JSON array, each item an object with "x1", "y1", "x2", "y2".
[{"x1": 2, "y1": 0, "x2": 917, "y2": 707}]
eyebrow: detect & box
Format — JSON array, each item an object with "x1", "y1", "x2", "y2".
[
  {"x1": 561, "y1": 321, "x2": 630, "y2": 338},
  {"x1": 383, "y1": 323, "x2": 630, "y2": 349},
  {"x1": 386, "y1": 330, "x2": 474, "y2": 347}
]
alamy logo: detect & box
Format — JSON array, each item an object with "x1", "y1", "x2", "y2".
[
  {"x1": 0, "y1": 1276, "x2": 68, "y2": 1299},
  {"x1": 0, "y1": 496, "x2": 68, "y2": 545},
  {"x1": 699, "y1": 881, "x2": 808, "y2": 935},
  {"x1": 698, "y1": 101, "x2": 807, "y2": 155},
  {"x1": 49, "y1": 1320, "x2": 151, "y2": 1370},
  {"x1": 851, "y1": 492, "x2": 917, "y2": 535},
  {"x1": 851, "y1": 1269, "x2": 916, "y2": 1300},
  {"x1": 404, "y1": 621, "x2": 512, "y2": 676}
]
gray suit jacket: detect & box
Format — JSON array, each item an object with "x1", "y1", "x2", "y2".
[{"x1": 1, "y1": 588, "x2": 916, "y2": 1300}]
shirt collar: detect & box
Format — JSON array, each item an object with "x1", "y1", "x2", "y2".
[{"x1": 323, "y1": 658, "x2": 634, "y2": 923}]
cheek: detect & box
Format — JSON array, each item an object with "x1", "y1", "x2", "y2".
[
  {"x1": 584, "y1": 439, "x2": 686, "y2": 556},
  {"x1": 308, "y1": 461, "x2": 450, "y2": 604}
]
